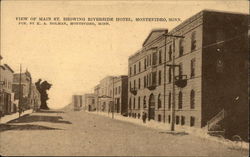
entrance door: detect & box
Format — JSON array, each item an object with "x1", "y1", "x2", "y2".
[{"x1": 148, "y1": 94, "x2": 155, "y2": 120}]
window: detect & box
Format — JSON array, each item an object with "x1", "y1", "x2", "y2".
[
  {"x1": 190, "y1": 90, "x2": 195, "y2": 109},
  {"x1": 138, "y1": 78, "x2": 141, "y2": 89},
  {"x1": 149, "y1": 54, "x2": 152, "y2": 66},
  {"x1": 176, "y1": 116, "x2": 180, "y2": 125},
  {"x1": 169, "y1": 45, "x2": 172, "y2": 61},
  {"x1": 190, "y1": 116, "x2": 195, "y2": 127},
  {"x1": 143, "y1": 96, "x2": 147, "y2": 108},
  {"x1": 129, "y1": 81, "x2": 131, "y2": 90},
  {"x1": 134, "y1": 80, "x2": 136, "y2": 89},
  {"x1": 181, "y1": 116, "x2": 185, "y2": 125},
  {"x1": 138, "y1": 97, "x2": 140, "y2": 109},
  {"x1": 168, "y1": 67, "x2": 172, "y2": 83},
  {"x1": 129, "y1": 98, "x2": 131, "y2": 109},
  {"x1": 178, "y1": 91, "x2": 183, "y2": 109},
  {"x1": 164, "y1": 50, "x2": 166, "y2": 61},
  {"x1": 139, "y1": 61, "x2": 141, "y2": 72},
  {"x1": 130, "y1": 67, "x2": 132, "y2": 76},
  {"x1": 158, "y1": 70, "x2": 162, "y2": 85},
  {"x1": 134, "y1": 64, "x2": 136, "y2": 75},
  {"x1": 119, "y1": 86, "x2": 121, "y2": 94},
  {"x1": 168, "y1": 92, "x2": 171, "y2": 109},
  {"x1": 191, "y1": 32, "x2": 197, "y2": 51},
  {"x1": 133, "y1": 97, "x2": 136, "y2": 109},
  {"x1": 191, "y1": 59, "x2": 195, "y2": 78},
  {"x1": 144, "y1": 76, "x2": 146, "y2": 88},
  {"x1": 152, "y1": 72, "x2": 157, "y2": 85},
  {"x1": 158, "y1": 94, "x2": 162, "y2": 109},
  {"x1": 152, "y1": 52, "x2": 157, "y2": 66},
  {"x1": 179, "y1": 63, "x2": 183, "y2": 76},
  {"x1": 159, "y1": 50, "x2": 162, "y2": 64},
  {"x1": 179, "y1": 39, "x2": 184, "y2": 56},
  {"x1": 144, "y1": 58, "x2": 147, "y2": 70},
  {"x1": 158, "y1": 115, "x2": 162, "y2": 122},
  {"x1": 168, "y1": 115, "x2": 171, "y2": 123}
]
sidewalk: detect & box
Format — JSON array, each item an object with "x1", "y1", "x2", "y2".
[
  {"x1": 0, "y1": 109, "x2": 33, "y2": 124},
  {"x1": 88, "y1": 110, "x2": 249, "y2": 151}
]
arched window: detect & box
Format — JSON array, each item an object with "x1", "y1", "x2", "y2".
[
  {"x1": 190, "y1": 90, "x2": 195, "y2": 109},
  {"x1": 138, "y1": 96, "x2": 140, "y2": 109},
  {"x1": 168, "y1": 92, "x2": 171, "y2": 109},
  {"x1": 179, "y1": 39, "x2": 184, "y2": 56},
  {"x1": 158, "y1": 94, "x2": 162, "y2": 109},
  {"x1": 178, "y1": 91, "x2": 183, "y2": 109},
  {"x1": 143, "y1": 96, "x2": 147, "y2": 108},
  {"x1": 191, "y1": 32, "x2": 197, "y2": 51}
]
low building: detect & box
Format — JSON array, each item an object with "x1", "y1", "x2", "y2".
[{"x1": 0, "y1": 64, "x2": 15, "y2": 116}]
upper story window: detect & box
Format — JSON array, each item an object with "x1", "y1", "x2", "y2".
[
  {"x1": 179, "y1": 63, "x2": 183, "y2": 76},
  {"x1": 144, "y1": 76, "x2": 146, "y2": 88},
  {"x1": 139, "y1": 61, "x2": 141, "y2": 72},
  {"x1": 158, "y1": 94, "x2": 162, "y2": 109},
  {"x1": 178, "y1": 91, "x2": 183, "y2": 109},
  {"x1": 168, "y1": 92, "x2": 171, "y2": 109},
  {"x1": 158, "y1": 70, "x2": 162, "y2": 85},
  {"x1": 138, "y1": 78, "x2": 141, "y2": 89},
  {"x1": 143, "y1": 96, "x2": 147, "y2": 108},
  {"x1": 138, "y1": 96, "x2": 140, "y2": 109},
  {"x1": 179, "y1": 39, "x2": 184, "y2": 57},
  {"x1": 191, "y1": 32, "x2": 197, "y2": 51},
  {"x1": 133, "y1": 97, "x2": 136, "y2": 109},
  {"x1": 169, "y1": 45, "x2": 172, "y2": 61},
  {"x1": 129, "y1": 97, "x2": 131, "y2": 109},
  {"x1": 152, "y1": 52, "x2": 157, "y2": 66},
  {"x1": 134, "y1": 64, "x2": 136, "y2": 75},
  {"x1": 134, "y1": 79, "x2": 136, "y2": 89},
  {"x1": 129, "y1": 67, "x2": 132, "y2": 76},
  {"x1": 191, "y1": 59, "x2": 195, "y2": 78},
  {"x1": 152, "y1": 72, "x2": 157, "y2": 85},
  {"x1": 144, "y1": 58, "x2": 147, "y2": 70},
  {"x1": 159, "y1": 50, "x2": 162, "y2": 64},
  {"x1": 190, "y1": 90, "x2": 195, "y2": 109},
  {"x1": 168, "y1": 67, "x2": 172, "y2": 83}
]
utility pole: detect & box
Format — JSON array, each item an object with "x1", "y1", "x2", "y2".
[
  {"x1": 112, "y1": 77, "x2": 114, "y2": 119},
  {"x1": 18, "y1": 64, "x2": 22, "y2": 117},
  {"x1": 165, "y1": 34, "x2": 184, "y2": 131}
]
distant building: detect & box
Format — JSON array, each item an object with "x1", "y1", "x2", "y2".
[
  {"x1": 12, "y1": 70, "x2": 32, "y2": 110},
  {"x1": 0, "y1": 64, "x2": 15, "y2": 116},
  {"x1": 83, "y1": 93, "x2": 96, "y2": 111},
  {"x1": 128, "y1": 10, "x2": 248, "y2": 140},
  {"x1": 72, "y1": 95, "x2": 83, "y2": 111},
  {"x1": 30, "y1": 84, "x2": 41, "y2": 111}
]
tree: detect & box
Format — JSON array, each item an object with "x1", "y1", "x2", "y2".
[{"x1": 35, "y1": 79, "x2": 52, "y2": 110}]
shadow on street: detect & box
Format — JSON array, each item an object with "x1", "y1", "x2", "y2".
[
  {"x1": 159, "y1": 131, "x2": 189, "y2": 136},
  {"x1": 7, "y1": 114, "x2": 72, "y2": 124},
  {"x1": 0, "y1": 123, "x2": 62, "y2": 132},
  {"x1": 37, "y1": 110, "x2": 65, "y2": 114}
]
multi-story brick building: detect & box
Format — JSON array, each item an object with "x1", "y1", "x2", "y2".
[
  {"x1": 128, "y1": 10, "x2": 248, "y2": 140},
  {"x1": 0, "y1": 64, "x2": 14, "y2": 116}
]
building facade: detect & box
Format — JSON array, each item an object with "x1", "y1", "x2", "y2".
[
  {"x1": 113, "y1": 75, "x2": 128, "y2": 115},
  {"x1": 128, "y1": 10, "x2": 248, "y2": 140},
  {"x1": 30, "y1": 84, "x2": 41, "y2": 111},
  {"x1": 83, "y1": 93, "x2": 96, "y2": 111},
  {"x1": 0, "y1": 64, "x2": 15, "y2": 116},
  {"x1": 12, "y1": 70, "x2": 33, "y2": 110}
]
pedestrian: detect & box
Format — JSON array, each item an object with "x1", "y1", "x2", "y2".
[{"x1": 142, "y1": 112, "x2": 147, "y2": 123}]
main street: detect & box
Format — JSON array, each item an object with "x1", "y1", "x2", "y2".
[{"x1": 0, "y1": 110, "x2": 247, "y2": 156}]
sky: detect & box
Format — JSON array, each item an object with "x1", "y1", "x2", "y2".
[{"x1": 1, "y1": 0, "x2": 249, "y2": 109}]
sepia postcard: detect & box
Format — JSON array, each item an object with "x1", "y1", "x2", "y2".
[{"x1": 0, "y1": 0, "x2": 249, "y2": 156}]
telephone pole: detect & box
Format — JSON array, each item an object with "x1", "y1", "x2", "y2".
[{"x1": 165, "y1": 34, "x2": 184, "y2": 131}]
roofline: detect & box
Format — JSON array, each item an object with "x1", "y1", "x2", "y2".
[
  {"x1": 4, "y1": 64, "x2": 14, "y2": 73},
  {"x1": 142, "y1": 29, "x2": 168, "y2": 47}
]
